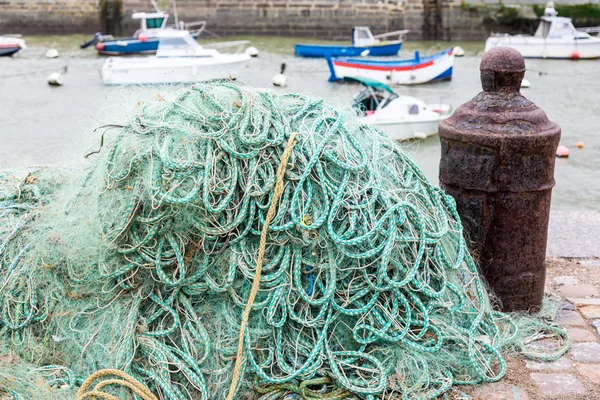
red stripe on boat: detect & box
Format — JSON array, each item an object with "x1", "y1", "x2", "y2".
[{"x1": 334, "y1": 59, "x2": 436, "y2": 71}]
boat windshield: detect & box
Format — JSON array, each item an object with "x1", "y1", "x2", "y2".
[
  {"x1": 156, "y1": 33, "x2": 202, "y2": 57},
  {"x1": 548, "y1": 20, "x2": 577, "y2": 38},
  {"x1": 352, "y1": 88, "x2": 397, "y2": 113},
  {"x1": 146, "y1": 18, "x2": 165, "y2": 29}
]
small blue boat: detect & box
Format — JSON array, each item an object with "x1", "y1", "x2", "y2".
[
  {"x1": 81, "y1": 7, "x2": 206, "y2": 55},
  {"x1": 295, "y1": 27, "x2": 408, "y2": 58}
]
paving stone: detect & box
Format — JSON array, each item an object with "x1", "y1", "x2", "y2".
[
  {"x1": 579, "y1": 259, "x2": 600, "y2": 268},
  {"x1": 593, "y1": 320, "x2": 600, "y2": 335},
  {"x1": 556, "y1": 310, "x2": 586, "y2": 326},
  {"x1": 570, "y1": 342, "x2": 600, "y2": 363},
  {"x1": 568, "y1": 298, "x2": 600, "y2": 306},
  {"x1": 558, "y1": 284, "x2": 600, "y2": 298},
  {"x1": 470, "y1": 382, "x2": 530, "y2": 400},
  {"x1": 580, "y1": 305, "x2": 600, "y2": 319},
  {"x1": 530, "y1": 373, "x2": 587, "y2": 396},
  {"x1": 566, "y1": 327, "x2": 598, "y2": 342},
  {"x1": 525, "y1": 356, "x2": 572, "y2": 371},
  {"x1": 559, "y1": 300, "x2": 576, "y2": 311},
  {"x1": 552, "y1": 275, "x2": 579, "y2": 286},
  {"x1": 576, "y1": 363, "x2": 600, "y2": 384}
]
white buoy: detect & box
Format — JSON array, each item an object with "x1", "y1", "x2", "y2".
[
  {"x1": 47, "y1": 66, "x2": 67, "y2": 86},
  {"x1": 453, "y1": 46, "x2": 465, "y2": 57},
  {"x1": 45, "y1": 48, "x2": 59, "y2": 59},
  {"x1": 521, "y1": 78, "x2": 531, "y2": 88},
  {"x1": 272, "y1": 63, "x2": 287, "y2": 87},
  {"x1": 360, "y1": 49, "x2": 370, "y2": 57},
  {"x1": 245, "y1": 46, "x2": 259, "y2": 57}
]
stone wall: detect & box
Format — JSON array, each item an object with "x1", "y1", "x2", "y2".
[
  {"x1": 122, "y1": 0, "x2": 406, "y2": 39},
  {"x1": 0, "y1": 0, "x2": 99, "y2": 34},
  {"x1": 0, "y1": 0, "x2": 598, "y2": 40}
]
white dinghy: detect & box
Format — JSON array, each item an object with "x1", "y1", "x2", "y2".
[
  {"x1": 101, "y1": 30, "x2": 251, "y2": 85},
  {"x1": 348, "y1": 77, "x2": 451, "y2": 141},
  {"x1": 485, "y1": 2, "x2": 600, "y2": 59}
]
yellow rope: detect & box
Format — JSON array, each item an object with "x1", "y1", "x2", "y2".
[
  {"x1": 76, "y1": 369, "x2": 158, "y2": 400},
  {"x1": 226, "y1": 132, "x2": 299, "y2": 400}
]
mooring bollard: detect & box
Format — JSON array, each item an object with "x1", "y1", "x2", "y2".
[{"x1": 439, "y1": 47, "x2": 560, "y2": 312}]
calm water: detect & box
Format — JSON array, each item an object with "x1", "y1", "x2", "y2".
[{"x1": 1, "y1": 36, "x2": 598, "y2": 210}]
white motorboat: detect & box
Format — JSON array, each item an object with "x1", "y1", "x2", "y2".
[
  {"x1": 348, "y1": 77, "x2": 451, "y2": 141},
  {"x1": 101, "y1": 30, "x2": 251, "y2": 85},
  {"x1": 485, "y1": 2, "x2": 600, "y2": 59}
]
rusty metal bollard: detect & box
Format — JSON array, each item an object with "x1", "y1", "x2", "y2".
[{"x1": 438, "y1": 47, "x2": 560, "y2": 312}]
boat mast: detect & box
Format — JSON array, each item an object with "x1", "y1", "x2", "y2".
[
  {"x1": 149, "y1": 0, "x2": 160, "y2": 13},
  {"x1": 172, "y1": 0, "x2": 180, "y2": 29}
]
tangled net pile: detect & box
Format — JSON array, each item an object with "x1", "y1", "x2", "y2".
[{"x1": 0, "y1": 81, "x2": 569, "y2": 400}]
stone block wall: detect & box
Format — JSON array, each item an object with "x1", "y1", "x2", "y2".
[
  {"x1": 0, "y1": 0, "x2": 595, "y2": 41},
  {"x1": 0, "y1": 1, "x2": 99, "y2": 34},
  {"x1": 122, "y1": 0, "x2": 406, "y2": 38}
]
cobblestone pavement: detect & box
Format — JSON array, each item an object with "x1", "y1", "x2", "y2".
[{"x1": 459, "y1": 258, "x2": 600, "y2": 400}]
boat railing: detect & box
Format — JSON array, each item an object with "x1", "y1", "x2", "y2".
[
  {"x1": 203, "y1": 40, "x2": 250, "y2": 53},
  {"x1": 373, "y1": 30, "x2": 410, "y2": 42},
  {"x1": 178, "y1": 20, "x2": 207, "y2": 35},
  {"x1": 577, "y1": 26, "x2": 600, "y2": 36}
]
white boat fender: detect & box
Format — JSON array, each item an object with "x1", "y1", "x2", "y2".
[
  {"x1": 46, "y1": 48, "x2": 59, "y2": 59},
  {"x1": 453, "y1": 46, "x2": 465, "y2": 57},
  {"x1": 360, "y1": 49, "x2": 370, "y2": 57},
  {"x1": 273, "y1": 63, "x2": 287, "y2": 87},
  {"x1": 245, "y1": 46, "x2": 259, "y2": 57},
  {"x1": 47, "y1": 66, "x2": 67, "y2": 86},
  {"x1": 521, "y1": 78, "x2": 531, "y2": 88}
]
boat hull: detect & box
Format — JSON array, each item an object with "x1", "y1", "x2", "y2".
[
  {"x1": 367, "y1": 118, "x2": 443, "y2": 141},
  {"x1": 295, "y1": 42, "x2": 402, "y2": 58},
  {"x1": 0, "y1": 45, "x2": 21, "y2": 56},
  {"x1": 97, "y1": 31, "x2": 201, "y2": 55},
  {"x1": 485, "y1": 36, "x2": 600, "y2": 59},
  {"x1": 101, "y1": 54, "x2": 251, "y2": 85},
  {"x1": 328, "y1": 49, "x2": 454, "y2": 85}
]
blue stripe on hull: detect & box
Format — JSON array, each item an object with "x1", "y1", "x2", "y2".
[
  {"x1": 0, "y1": 47, "x2": 21, "y2": 57},
  {"x1": 431, "y1": 66, "x2": 453, "y2": 82},
  {"x1": 295, "y1": 42, "x2": 401, "y2": 58}
]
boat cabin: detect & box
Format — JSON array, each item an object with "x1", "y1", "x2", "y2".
[
  {"x1": 155, "y1": 30, "x2": 217, "y2": 58},
  {"x1": 132, "y1": 11, "x2": 170, "y2": 36},
  {"x1": 352, "y1": 27, "x2": 377, "y2": 46},
  {"x1": 534, "y1": 16, "x2": 590, "y2": 39}
]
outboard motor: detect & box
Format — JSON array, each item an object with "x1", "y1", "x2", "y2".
[{"x1": 80, "y1": 33, "x2": 102, "y2": 49}]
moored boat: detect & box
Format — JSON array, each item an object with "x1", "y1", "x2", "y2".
[
  {"x1": 295, "y1": 27, "x2": 407, "y2": 58},
  {"x1": 348, "y1": 76, "x2": 451, "y2": 141},
  {"x1": 101, "y1": 31, "x2": 250, "y2": 85},
  {"x1": 484, "y1": 2, "x2": 600, "y2": 59},
  {"x1": 327, "y1": 48, "x2": 454, "y2": 85},
  {"x1": 82, "y1": 1, "x2": 206, "y2": 55},
  {"x1": 0, "y1": 35, "x2": 27, "y2": 57}
]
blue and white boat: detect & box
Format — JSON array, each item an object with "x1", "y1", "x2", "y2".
[
  {"x1": 81, "y1": 1, "x2": 206, "y2": 55},
  {"x1": 327, "y1": 48, "x2": 454, "y2": 85},
  {"x1": 295, "y1": 27, "x2": 407, "y2": 58}
]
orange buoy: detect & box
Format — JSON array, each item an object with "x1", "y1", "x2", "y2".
[
  {"x1": 556, "y1": 145, "x2": 570, "y2": 158},
  {"x1": 138, "y1": 33, "x2": 148, "y2": 42},
  {"x1": 576, "y1": 141, "x2": 584, "y2": 149},
  {"x1": 572, "y1": 51, "x2": 580, "y2": 60},
  {"x1": 95, "y1": 42, "x2": 105, "y2": 51}
]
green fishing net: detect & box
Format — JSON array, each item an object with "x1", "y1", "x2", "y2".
[{"x1": 0, "y1": 81, "x2": 569, "y2": 400}]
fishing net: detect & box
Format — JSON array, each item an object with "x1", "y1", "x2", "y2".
[{"x1": 0, "y1": 81, "x2": 569, "y2": 400}]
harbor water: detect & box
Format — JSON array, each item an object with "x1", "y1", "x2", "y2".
[{"x1": 1, "y1": 36, "x2": 598, "y2": 210}]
